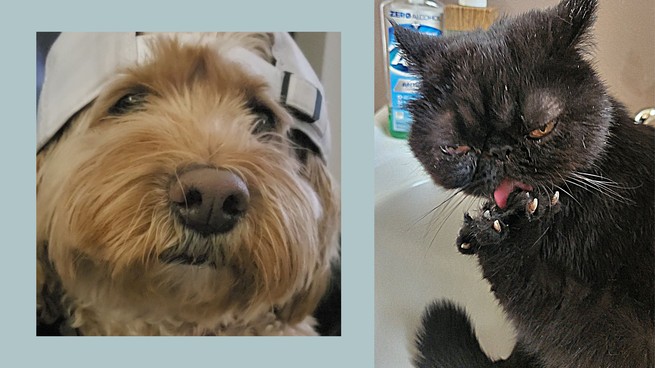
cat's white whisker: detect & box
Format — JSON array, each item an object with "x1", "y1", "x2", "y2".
[
  {"x1": 554, "y1": 174, "x2": 582, "y2": 207},
  {"x1": 565, "y1": 173, "x2": 634, "y2": 205},
  {"x1": 418, "y1": 186, "x2": 473, "y2": 250}
]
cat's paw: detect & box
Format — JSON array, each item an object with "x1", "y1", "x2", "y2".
[
  {"x1": 456, "y1": 206, "x2": 508, "y2": 254},
  {"x1": 456, "y1": 190, "x2": 561, "y2": 254},
  {"x1": 513, "y1": 190, "x2": 562, "y2": 221}
]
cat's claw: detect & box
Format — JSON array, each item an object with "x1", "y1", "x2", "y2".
[
  {"x1": 457, "y1": 206, "x2": 509, "y2": 254},
  {"x1": 527, "y1": 197, "x2": 538, "y2": 215}
]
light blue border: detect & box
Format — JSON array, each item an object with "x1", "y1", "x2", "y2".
[{"x1": 1, "y1": 0, "x2": 374, "y2": 367}]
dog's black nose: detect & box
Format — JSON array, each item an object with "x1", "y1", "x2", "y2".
[{"x1": 169, "y1": 167, "x2": 249, "y2": 235}]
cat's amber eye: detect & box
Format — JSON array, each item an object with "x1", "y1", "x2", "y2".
[{"x1": 528, "y1": 121, "x2": 556, "y2": 139}]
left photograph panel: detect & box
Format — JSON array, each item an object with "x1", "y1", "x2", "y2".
[{"x1": 36, "y1": 32, "x2": 341, "y2": 336}]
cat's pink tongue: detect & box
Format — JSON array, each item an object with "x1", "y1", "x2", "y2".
[{"x1": 494, "y1": 179, "x2": 533, "y2": 209}]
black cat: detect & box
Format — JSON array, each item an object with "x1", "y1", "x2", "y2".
[{"x1": 393, "y1": 0, "x2": 654, "y2": 366}]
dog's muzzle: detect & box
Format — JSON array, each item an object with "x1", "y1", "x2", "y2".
[{"x1": 158, "y1": 167, "x2": 248, "y2": 267}]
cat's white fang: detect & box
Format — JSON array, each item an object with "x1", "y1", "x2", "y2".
[
  {"x1": 493, "y1": 220, "x2": 502, "y2": 232},
  {"x1": 483, "y1": 210, "x2": 491, "y2": 219},
  {"x1": 551, "y1": 191, "x2": 560, "y2": 205},
  {"x1": 460, "y1": 243, "x2": 471, "y2": 250},
  {"x1": 527, "y1": 198, "x2": 538, "y2": 214}
]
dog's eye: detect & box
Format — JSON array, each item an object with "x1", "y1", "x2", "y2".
[
  {"x1": 109, "y1": 91, "x2": 148, "y2": 115},
  {"x1": 250, "y1": 104, "x2": 277, "y2": 135}
]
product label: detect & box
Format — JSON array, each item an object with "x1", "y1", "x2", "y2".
[{"x1": 387, "y1": 6, "x2": 442, "y2": 134}]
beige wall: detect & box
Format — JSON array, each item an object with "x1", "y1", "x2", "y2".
[{"x1": 374, "y1": 0, "x2": 655, "y2": 116}]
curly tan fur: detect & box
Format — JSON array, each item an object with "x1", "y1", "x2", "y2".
[{"x1": 36, "y1": 33, "x2": 339, "y2": 336}]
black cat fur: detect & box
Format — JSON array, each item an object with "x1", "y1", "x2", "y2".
[{"x1": 394, "y1": 0, "x2": 655, "y2": 367}]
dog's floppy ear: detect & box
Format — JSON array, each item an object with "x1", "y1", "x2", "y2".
[
  {"x1": 37, "y1": 140, "x2": 75, "y2": 335},
  {"x1": 37, "y1": 242, "x2": 75, "y2": 335},
  {"x1": 277, "y1": 149, "x2": 340, "y2": 333},
  {"x1": 312, "y1": 259, "x2": 341, "y2": 335},
  {"x1": 37, "y1": 149, "x2": 54, "y2": 328}
]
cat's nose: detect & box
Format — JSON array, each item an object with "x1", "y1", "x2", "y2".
[{"x1": 486, "y1": 145, "x2": 513, "y2": 160}]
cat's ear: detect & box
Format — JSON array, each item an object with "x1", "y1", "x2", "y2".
[
  {"x1": 551, "y1": 0, "x2": 597, "y2": 51},
  {"x1": 392, "y1": 22, "x2": 443, "y2": 75}
]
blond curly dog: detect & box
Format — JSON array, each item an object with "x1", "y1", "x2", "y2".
[{"x1": 37, "y1": 33, "x2": 339, "y2": 336}]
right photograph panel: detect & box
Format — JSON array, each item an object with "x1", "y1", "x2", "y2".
[{"x1": 374, "y1": 0, "x2": 655, "y2": 367}]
